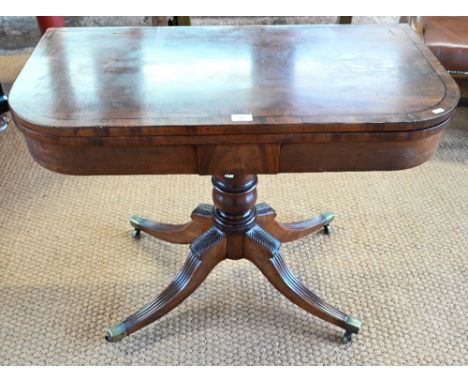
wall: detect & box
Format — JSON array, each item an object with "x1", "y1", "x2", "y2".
[{"x1": 0, "y1": 16, "x2": 401, "y2": 53}]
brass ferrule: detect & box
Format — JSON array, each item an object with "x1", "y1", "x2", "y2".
[
  {"x1": 321, "y1": 211, "x2": 335, "y2": 225},
  {"x1": 344, "y1": 316, "x2": 362, "y2": 334},
  {"x1": 130, "y1": 215, "x2": 144, "y2": 228},
  {"x1": 105, "y1": 322, "x2": 128, "y2": 342}
]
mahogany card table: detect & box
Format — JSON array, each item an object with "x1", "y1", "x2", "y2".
[{"x1": 9, "y1": 25, "x2": 459, "y2": 343}]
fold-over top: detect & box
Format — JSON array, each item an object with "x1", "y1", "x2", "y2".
[{"x1": 9, "y1": 24, "x2": 459, "y2": 138}]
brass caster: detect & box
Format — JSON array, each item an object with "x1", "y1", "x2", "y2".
[
  {"x1": 105, "y1": 322, "x2": 128, "y2": 342},
  {"x1": 341, "y1": 315, "x2": 361, "y2": 343},
  {"x1": 130, "y1": 215, "x2": 144, "y2": 239},
  {"x1": 321, "y1": 211, "x2": 334, "y2": 235},
  {"x1": 341, "y1": 331, "x2": 353, "y2": 344}
]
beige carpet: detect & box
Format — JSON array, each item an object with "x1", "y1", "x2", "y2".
[{"x1": 0, "y1": 53, "x2": 467, "y2": 366}]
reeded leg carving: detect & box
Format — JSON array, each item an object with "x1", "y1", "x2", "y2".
[
  {"x1": 106, "y1": 226, "x2": 226, "y2": 342},
  {"x1": 244, "y1": 225, "x2": 361, "y2": 342},
  {"x1": 130, "y1": 204, "x2": 213, "y2": 244},
  {"x1": 107, "y1": 175, "x2": 362, "y2": 343},
  {"x1": 255, "y1": 203, "x2": 334, "y2": 242}
]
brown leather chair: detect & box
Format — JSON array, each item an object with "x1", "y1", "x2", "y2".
[{"x1": 407, "y1": 17, "x2": 468, "y2": 105}]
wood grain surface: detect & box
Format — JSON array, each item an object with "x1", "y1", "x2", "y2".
[{"x1": 9, "y1": 25, "x2": 460, "y2": 175}]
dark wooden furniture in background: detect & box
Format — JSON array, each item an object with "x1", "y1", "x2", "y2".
[
  {"x1": 337, "y1": 16, "x2": 353, "y2": 24},
  {"x1": 9, "y1": 25, "x2": 459, "y2": 344}
]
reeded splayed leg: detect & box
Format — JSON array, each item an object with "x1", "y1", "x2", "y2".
[
  {"x1": 130, "y1": 204, "x2": 214, "y2": 243},
  {"x1": 108, "y1": 173, "x2": 361, "y2": 343},
  {"x1": 105, "y1": 226, "x2": 226, "y2": 342},
  {"x1": 255, "y1": 202, "x2": 335, "y2": 242},
  {"x1": 244, "y1": 224, "x2": 362, "y2": 342}
]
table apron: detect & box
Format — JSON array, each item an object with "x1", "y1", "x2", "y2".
[{"x1": 15, "y1": 118, "x2": 450, "y2": 175}]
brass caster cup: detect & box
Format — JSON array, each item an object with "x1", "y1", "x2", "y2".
[
  {"x1": 105, "y1": 322, "x2": 128, "y2": 342},
  {"x1": 341, "y1": 316, "x2": 362, "y2": 344},
  {"x1": 322, "y1": 211, "x2": 334, "y2": 235}
]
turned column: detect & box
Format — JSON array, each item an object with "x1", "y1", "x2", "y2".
[
  {"x1": 212, "y1": 175, "x2": 258, "y2": 260},
  {"x1": 212, "y1": 175, "x2": 257, "y2": 233}
]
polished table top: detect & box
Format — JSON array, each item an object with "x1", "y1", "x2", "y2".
[
  {"x1": 9, "y1": 25, "x2": 460, "y2": 175},
  {"x1": 9, "y1": 25, "x2": 461, "y2": 343}
]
